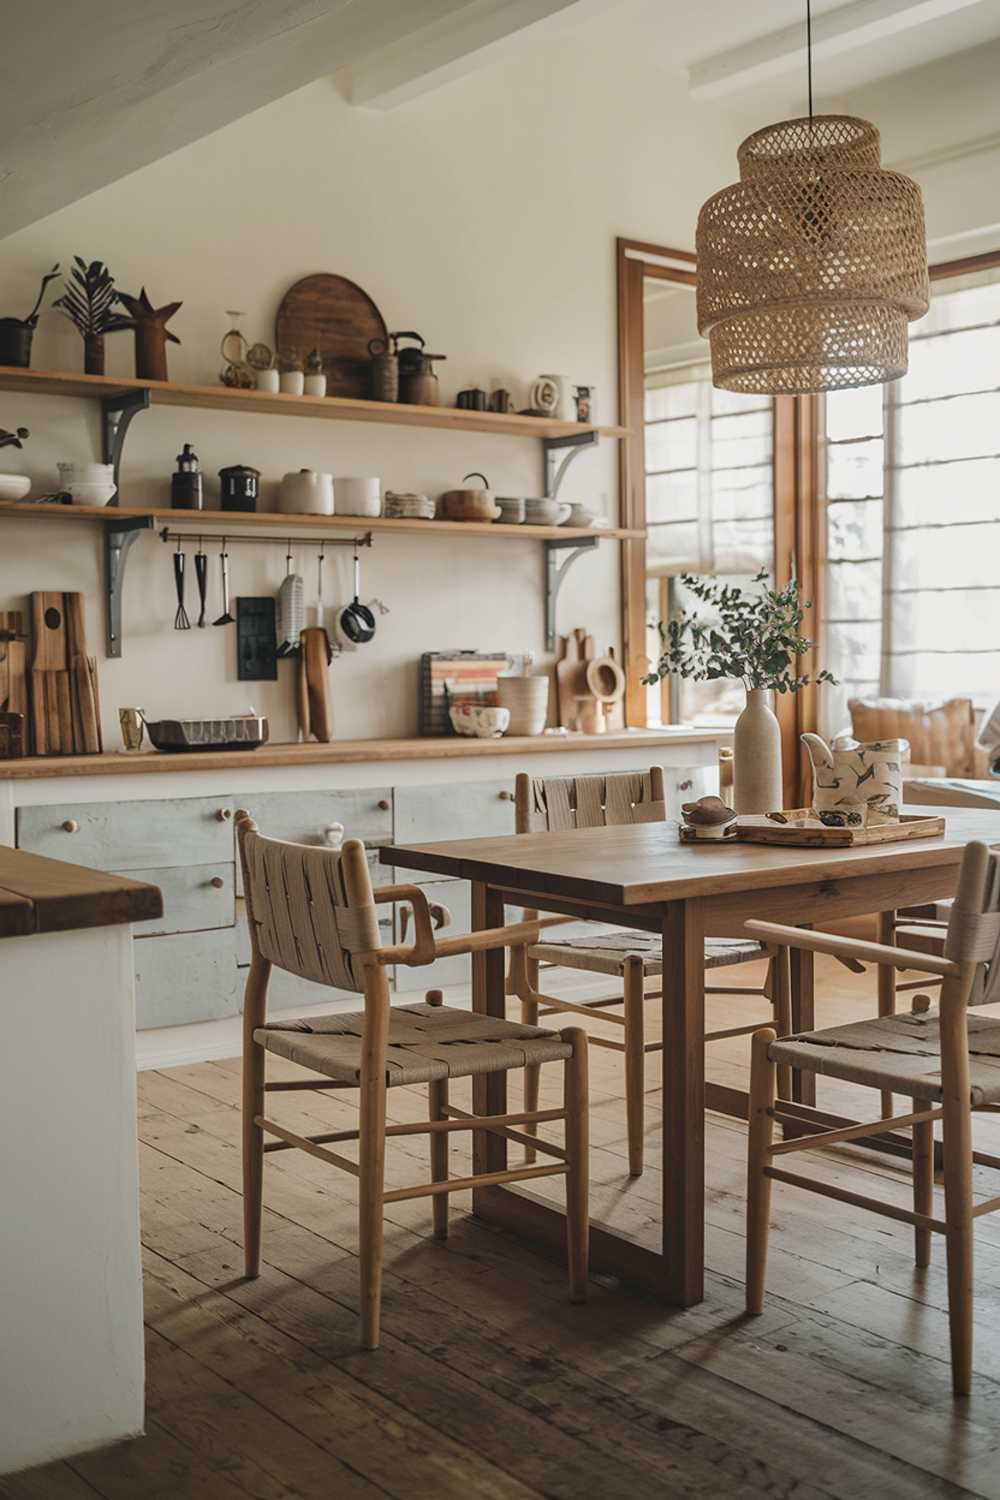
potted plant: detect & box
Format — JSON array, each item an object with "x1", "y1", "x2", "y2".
[
  {"x1": 644, "y1": 569, "x2": 836, "y2": 813},
  {"x1": 279, "y1": 350, "x2": 304, "y2": 396},
  {"x1": 53, "y1": 258, "x2": 134, "y2": 376},
  {"x1": 0, "y1": 264, "x2": 60, "y2": 368}
]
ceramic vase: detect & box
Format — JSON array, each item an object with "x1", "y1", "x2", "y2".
[{"x1": 733, "y1": 686, "x2": 783, "y2": 814}]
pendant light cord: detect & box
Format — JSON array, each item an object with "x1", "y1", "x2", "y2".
[{"x1": 806, "y1": 0, "x2": 814, "y2": 124}]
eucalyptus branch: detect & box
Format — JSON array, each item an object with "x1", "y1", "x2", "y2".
[{"x1": 643, "y1": 569, "x2": 837, "y2": 696}]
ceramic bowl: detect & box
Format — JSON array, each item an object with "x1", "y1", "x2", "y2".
[
  {"x1": 496, "y1": 675, "x2": 549, "y2": 735},
  {"x1": 440, "y1": 487, "x2": 499, "y2": 523},
  {"x1": 523, "y1": 498, "x2": 571, "y2": 527},
  {"x1": 495, "y1": 496, "x2": 526, "y2": 524},
  {"x1": 59, "y1": 461, "x2": 114, "y2": 485},
  {"x1": 449, "y1": 704, "x2": 511, "y2": 738},
  {"x1": 0, "y1": 474, "x2": 30, "y2": 502},
  {"x1": 335, "y1": 476, "x2": 382, "y2": 517},
  {"x1": 68, "y1": 482, "x2": 117, "y2": 507}
]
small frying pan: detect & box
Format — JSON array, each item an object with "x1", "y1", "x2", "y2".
[{"x1": 338, "y1": 546, "x2": 375, "y2": 645}]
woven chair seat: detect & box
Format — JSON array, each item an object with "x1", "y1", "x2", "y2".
[
  {"x1": 770, "y1": 1009, "x2": 1000, "y2": 1106},
  {"x1": 529, "y1": 930, "x2": 765, "y2": 977},
  {"x1": 258, "y1": 1000, "x2": 572, "y2": 1088}
]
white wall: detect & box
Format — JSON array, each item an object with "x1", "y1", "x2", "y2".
[
  {"x1": 0, "y1": 925, "x2": 144, "y2": 1473},
  {"x1": 1, "y1": 25, "x2": 995, "y2": 748},
  {"x1": 0, "y1": 36, "x2": 744, "y2": 746}
]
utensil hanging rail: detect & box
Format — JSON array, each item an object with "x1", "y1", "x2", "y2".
[{"x1": 158, "y1": 528, "x2": 374, "y2": 550}]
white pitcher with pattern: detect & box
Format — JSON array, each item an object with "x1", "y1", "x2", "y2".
[{"x1": 801, "y1": 733, "x2": 905, "y2": 827}]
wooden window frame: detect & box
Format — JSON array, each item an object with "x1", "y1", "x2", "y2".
[{"x1": 617, "y1": 237, "x2": 1000, "y2": 803}]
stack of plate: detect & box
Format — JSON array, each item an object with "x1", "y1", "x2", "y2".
[{"x1": 384, "y1": 490, "x2": 435, "y2": 521}]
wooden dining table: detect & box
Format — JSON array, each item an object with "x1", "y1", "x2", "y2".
[{"x1": 384, "y1": 804, "x2": 1000, "y2": 1308}]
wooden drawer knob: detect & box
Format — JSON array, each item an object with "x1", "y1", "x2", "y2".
[
  {"x1": 678, "y1": 779, "x2": 693, "y2": 791},
  {"x1": 216, "y1": 808, "x2": 232, "y2": 822},
  {"x1": 61, "y1": 819, "x2": 79, "y2": 833},
  {"x1": 376, "y1": 798, "x2": 391, "y2": 811},
  {"x1": 208, "y1": 876, "x2": 225, "y2": 890},
  {"x1": 497, "y1": 790, "x2": 514, "y2": 801}
]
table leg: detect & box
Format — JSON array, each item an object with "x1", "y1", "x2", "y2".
[
  {"x1": 790, "y1": 932, "x2": 816, "y2": 1107},
  {"x1": 661, "y1": 897, "x2": 705, "y2": 1306},
  {"x1": 472, "y1": 882, "x2": 508, "y2": 1182}
]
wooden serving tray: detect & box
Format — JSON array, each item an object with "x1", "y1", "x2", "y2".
[{"x1": 680, "y1": 810, "x2": 946, "y2": 848}]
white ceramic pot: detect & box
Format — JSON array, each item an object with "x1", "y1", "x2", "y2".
[
  {"x1": 59, "y1": 461, "x2": 114, "y2": 485},
  {"x1": 256, "y1": 369, "x2": 280, "y2": 392},
  {"x1": 0, "y1": 474, "x2": 30, "y2": 502},
  {"x1": 280, "y1": 371, "x2": 305, "y2": 396},
  {"x1": 304, "y1": 373, "x2": 327, "y2": 397},
  {"x1": 334, "y1": 476, "x2": 381, "y2": 517},
  {"x1": 733, "y1": 687, "x2": 783, "y2": 814},
  {"x1": 802, "y1": 732, "x2": 905, "y2": 827},
  {"x1": 449, "y1": 704, "x2": 511, "y2": 739},
  {"x1": 279, "y1": 469, "x2": 334, "y2": 515},
  {"x1": 497, "y1": 675, "x2": 549, "y2": 736}
]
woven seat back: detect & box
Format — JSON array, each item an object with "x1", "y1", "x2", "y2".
[
  {"x1": 944, "y1": 842, "x2": 1000, "y2": 1008},
  {"x1": 237, "y1": 818, "x2": 380, "y2": 993},
  {"x1": 519, "y1": 769, "x2": 665, "y2": 834}
]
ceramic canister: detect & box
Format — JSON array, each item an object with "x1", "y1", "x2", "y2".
[
  {"x1": 334, "y1": 476, "x2": 381, "y2": 517},
  {"x1": 279, "y1": 469, "x2": 334, "y2": 515}
]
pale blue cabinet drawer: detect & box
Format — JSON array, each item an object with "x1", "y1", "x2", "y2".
[
  {"x1": 135, "y1": 929, "x2": 241, "y2": 1029},
  {"x1": 16, "y1": 796, "x2": 234, "y2": 871},
  {"x1": 114, "y1": 863, "x2": 235, "y2": 938},
  {"x1": 393, "y1": 780, "x2": 516, "y2": 885}
]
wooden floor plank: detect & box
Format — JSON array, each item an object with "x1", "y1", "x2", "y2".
[{"x1": 11, "y1": 954, "x2": 1000, "y2": 1499}]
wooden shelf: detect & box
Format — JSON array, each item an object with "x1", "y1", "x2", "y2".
[
  {"x1": 0, "y1": 730, "x2": 725, "y2": 781},
  {"x1": 0, "y1": 366, "x2": 627, "y2": 441},
  {"x1": 0, "y1": 500, "x2": 641, "y2": 543}
]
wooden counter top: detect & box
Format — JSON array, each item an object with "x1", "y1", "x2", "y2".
[
  {"x1": 0, "y1": 729, "x2": 726, "y2": 781},
  {"x1": 0, "y1": 846, "x2": 162, "y2": 939}
]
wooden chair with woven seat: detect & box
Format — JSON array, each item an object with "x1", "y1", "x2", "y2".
[
  {"x1": 743, "y1": 839, "x2": 1000, "y2": 1396},
  {"x1": 507, "y1": 767, "x2": 789, "y2": 1176},
  {"x1": 846, "y1": 696, "x2": 992, "y2": 1093},
  {"x1": 236, "y1": 812, "x2": 590, "y2": 1350}
]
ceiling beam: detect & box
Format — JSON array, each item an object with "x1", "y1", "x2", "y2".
[
  {"x1": 341, "y1": 0, "x2": 617, "y2": 110},
  {"x1": 687, "y1": 0, "x2": 988, "y2": 101}
]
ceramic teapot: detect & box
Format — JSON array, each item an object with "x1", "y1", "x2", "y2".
[{"x1": 801, "y1": 732, "x2": 905, "y2": 827}]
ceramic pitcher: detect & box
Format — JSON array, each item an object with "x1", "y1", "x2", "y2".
[{"x1": 801, "y1": 733, "x2": 905, "y2": 827}]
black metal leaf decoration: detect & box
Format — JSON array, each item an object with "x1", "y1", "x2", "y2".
[{"x1": 54, "y1": 258, "x2": 134, "y2": 337}]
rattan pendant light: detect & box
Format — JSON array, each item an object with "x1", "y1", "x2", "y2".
[{"x1": 696, "y1": 2, "x2": 929, "y2": 395}]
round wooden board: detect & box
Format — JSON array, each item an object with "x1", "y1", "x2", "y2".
[{"x1": 275, "y1": 274, "x2": 387, "y2": 398}]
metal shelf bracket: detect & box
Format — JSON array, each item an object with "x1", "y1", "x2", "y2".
[
  {"x1": 543, "y1": 429, "x2": 599, "y2": 498},
  {"x1": 544, "y1": 535, "x2": 598, "y2": 652},
  {"x1": 105, "y1": 515, "x2": 154, "y2": 658},
  {"x1": 102, "y1": 390, "x2": 151, "y2": 490}
]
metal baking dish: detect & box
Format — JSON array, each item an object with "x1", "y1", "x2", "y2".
[{"x1": 144, "y1": 716, "x2": 270, "y2": 753}]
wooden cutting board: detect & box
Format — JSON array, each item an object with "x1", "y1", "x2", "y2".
[
  {"x1": 300, "y1": 627, "x2": 334, "y2": 743},
  {"x1": 30, "y1": 591, "x2": 71, "y2": 755},
  {"x1": 275, "y1": 274, "x2": 387, "y2": 398},
  {"x1": 64, "y1": 593, "x2": 100, "y2": 754},
  {"x1": 0, "y1": 610, "x2": 27, "y2": 723},
  {"x1": 29, "y1": 592, "x2": 101, "y2": 755}
]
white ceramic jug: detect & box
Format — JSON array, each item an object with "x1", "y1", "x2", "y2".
[{"x1": 801, "y1": 732, "x2": 905, "y2": 827}]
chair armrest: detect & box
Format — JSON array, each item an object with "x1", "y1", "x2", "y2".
[
  {"x1": 744, "y1": 920, "x2": 961, "y2": 977},
  {"x1": 372, "y1": 884, "x2": 448, "y2": 965},
  {"x1": 379, "y1": 912, "x2": 575, "y2": 968}
]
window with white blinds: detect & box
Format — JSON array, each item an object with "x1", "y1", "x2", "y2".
[
  {"x1": 821, "y1": 267, "x2": 1000, "y2": 735},
  {"x1": 644, "y1": 365, "x2": 774, "y2": 724}
]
